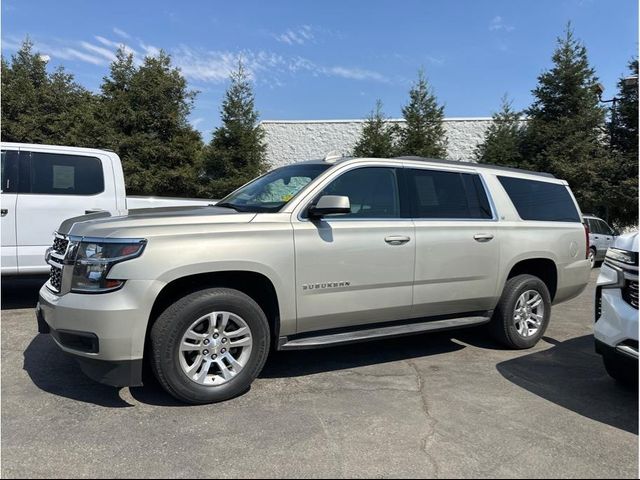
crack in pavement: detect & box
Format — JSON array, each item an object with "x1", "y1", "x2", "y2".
[{"x1": 406, "y1": 359, "x2": 441, "y2": 478}]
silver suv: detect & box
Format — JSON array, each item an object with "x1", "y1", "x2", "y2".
[
  {"x1": 583, "y1": 214, "x2": 618, "y2": 268},
  {"x1": 36, "y1": 156, "x2": 591, "y2": 404}
]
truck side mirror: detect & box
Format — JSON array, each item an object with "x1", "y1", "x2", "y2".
[{"x1": 308, "y1": 195, "x2": 351, "y2": 218}]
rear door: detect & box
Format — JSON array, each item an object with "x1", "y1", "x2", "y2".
[
  {"x1": 1, "y1": 149, "x2": 19, "y2": 275},
  {"x1": 408, "y1": 167, "x2": 500, "y2": 317},
  {"x1": 15, "y1": 149, "x2": 118, "y2": 274}
]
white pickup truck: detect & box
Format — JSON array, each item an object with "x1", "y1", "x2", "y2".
[{"x1": 1, "y1": 142, "x2": 215, "y2": 275}]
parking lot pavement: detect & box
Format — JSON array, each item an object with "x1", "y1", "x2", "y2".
[{"x1": 1, "y1": 271, "x2": 637, "y2": 479}]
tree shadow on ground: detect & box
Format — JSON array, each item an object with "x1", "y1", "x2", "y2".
[{"x1": 497, "y1": 334, "x2": 638, "y2": 435}]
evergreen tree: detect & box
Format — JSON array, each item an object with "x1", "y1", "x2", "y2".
[
  {"x1": 523, "y1": 24, "x2": 613, "y2": 216},
  {"x1": 396, "y1": 70, "x2": 448, "y2": 158},
  {"x1": 475, "y1": 95, "x2": 524, "y2": 166},
  {"x1": 99, "y1": 48, "x2": 204, "y2": 197},
  {"x1": 353, "y1": 100, "x2": 396, "y2": 158},
  {"x1": 1, "y1": 39, "x2": 100, "y2": 146},
  {"x1": 607, "y1": 60, "x2": 639, "y2": 228},
  {"x1": 203, "y1": 61, "x2": 268, "y2": 198}
]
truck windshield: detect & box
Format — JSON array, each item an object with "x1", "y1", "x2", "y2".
[{"x1": 217, "y1": 163, "x2": 331, "y2": 213}]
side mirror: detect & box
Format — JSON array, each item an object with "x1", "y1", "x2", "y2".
[{"x1": 308, "y1": 195, "x2": 351, "y2": 218}]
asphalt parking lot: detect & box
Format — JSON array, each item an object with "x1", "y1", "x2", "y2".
[{"x1": 1, "y1": 270, "x2": 637, "y2": 478}]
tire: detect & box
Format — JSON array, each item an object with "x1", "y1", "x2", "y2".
[
  {"x1": 588, "y1": 248, "x2": 596, "y2": 269},
  {"x1": 603, "y1": 354, "x2": 639, "y2": 387},
  {"x1": 489, "y1": 274, "x2": 552, "y2": 349},
  {"x1": 150, "y1": 288, "x2": 270, "y2": 404}
]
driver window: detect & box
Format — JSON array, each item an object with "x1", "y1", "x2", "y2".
[{"x1": 318, "y1": 167, "x2": 400, "y2": 218}]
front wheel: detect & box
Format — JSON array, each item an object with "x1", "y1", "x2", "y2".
[
  {"x1": 489, "y1": 274, "x2": 552, "y2": 349},
  {"x1": 150, "y1": 288, "x2": 270, "y2": 404}
]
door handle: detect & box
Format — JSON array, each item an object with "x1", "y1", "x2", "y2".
[
  {"x1": 473, "y1": 233, "x2": 494, "y2": 243},
  {"x1": 1, "y1": 209, "x2": 7, "y2": 217},
  {"x1": 385, "y1": 235, "x2": 411, "y2": 245}
]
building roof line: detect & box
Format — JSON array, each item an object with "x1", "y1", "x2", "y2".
[{"x1": 260, "y1": 117, "x2": 494, "y2": 125}]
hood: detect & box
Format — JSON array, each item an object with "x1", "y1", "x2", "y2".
[
  {"x1": 58, "y1": 205, "x2": 257, "y2": 237},
  {"x1": 612, "y1": 231, "x2": 639, "y2": 253}
]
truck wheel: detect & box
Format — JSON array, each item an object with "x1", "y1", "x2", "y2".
[
  {"x1": 603, "y1": 354, "x2": 638, "y2": 387},
  {"x1": 589, "y1": 248, "x2": 596, "y2": 269},
  {"x1": 150, "y1": 288, "x2": 270, "y2": 404},
  {"x1": 489, "y1": 274, "x2": 551, "y2": 349}
]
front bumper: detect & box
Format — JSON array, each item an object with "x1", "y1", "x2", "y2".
[
  {"x1": 36, "y1": 279, "x2": 163, "y2": 387},
  {"x1": 594, "y1": 262, "x2": 638, "y2": 361}
]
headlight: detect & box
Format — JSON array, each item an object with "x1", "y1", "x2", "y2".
[
  {"x1": 606, "y1": 248, "x2": 638, "y2": 266},
  {"x1": 69, "y1": 237, "x2": 147, "y2": 293}
]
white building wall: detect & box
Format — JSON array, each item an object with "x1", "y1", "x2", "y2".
[{"x1": 261, "y1": 117, "x2": 493, "y2": 167}]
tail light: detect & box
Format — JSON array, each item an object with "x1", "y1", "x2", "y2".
[{"x1": 584, "y1": 222, "x2": 590, "y2": 259}]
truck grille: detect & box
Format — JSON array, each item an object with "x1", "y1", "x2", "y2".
[
  {"x1": 49, "y1": 266, "x2": 63, "y2": 292},
  {"x1": 53, "y1": 235, "x2": 69, "y2": 255},
  {"x1": 47, "y1": 232, "x2": 69, "y2": 293},
  {"x1": 622, "y1": 280, "x2": 639, "y2": 309}
]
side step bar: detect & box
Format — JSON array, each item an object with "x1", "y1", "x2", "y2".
[{"x1": 278, "y1": 315, "x2": 491, "y2": 351}]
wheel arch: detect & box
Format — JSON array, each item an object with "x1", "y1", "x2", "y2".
[
  {"x1": 504, "y1": 257, "x2": 559, "y2": 301},
  {"x1": 146, "y1": 270, "x2": 283, "y2": 355}
]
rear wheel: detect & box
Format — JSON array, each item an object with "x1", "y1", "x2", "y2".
[
  {"x1": 489, "y1": 274, "x2": 551, "y2": 349},
  {"x1": 588, "y1": 248, "x2": 596, "y2": 269},
  {"x1": 150, "y1": 288, "x2": 270, "y2": 404}
]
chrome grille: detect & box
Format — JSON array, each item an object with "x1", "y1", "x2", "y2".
[
  {"x1": 49, "y1": 265, "x2": 63, "y2": 292},
  {"x1": 47, "y1": 232, "x2": 69, "y2": 293},
  {"x1": 623, "y1": 280, "x2": 639, "y2": 310},
  {"x1": 53, "y1": 235, "x2": 69, "y2": 256}
]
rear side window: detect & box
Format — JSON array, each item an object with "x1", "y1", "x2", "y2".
[
  {"x1": 498, "y1": 176, "x2": 580, "y2": 222},
  {"x1": 24, "y1": 152, "x2": 104, "y2": 195},
  {"x1": 407, "y1": 169, "x2": 493, "y2": 219}
]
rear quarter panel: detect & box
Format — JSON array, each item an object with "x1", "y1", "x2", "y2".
[{"x1": 483, "y1": 172, "x2": 591, "y2": 305}]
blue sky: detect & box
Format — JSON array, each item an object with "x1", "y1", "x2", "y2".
[{"x1": 2, "y1": 0, "x2": 638, "y2": 140}]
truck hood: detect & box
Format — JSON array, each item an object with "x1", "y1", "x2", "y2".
[
  {"x1": 58, "y1": 205, "x2": 257, "y2": 237},
  {"x1": 613, "y1": 231, "x2": 639, "y2": 253}
]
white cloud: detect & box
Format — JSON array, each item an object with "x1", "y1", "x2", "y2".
[
  {"x1": 80, "y1": 41, "x2": 117, "y2": 62},
  {"x1": 113, "y1": 27, "x2": 130, "y2": 39},
  {"x1": 274, "y1": 25, "x2": 315, "y2": 45},
  {"x1": 489, "y1": 16, "x2": 515, "y2": 32},
  {"x1": 2, "y1": 32, "x2": 389, "y2": 86}
]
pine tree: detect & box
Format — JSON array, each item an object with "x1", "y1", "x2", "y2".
[
  {"x1": 523, "y1": 24, "x2": 613, "y2": 216},
  {"x1": 396, "y1": 70, "x2": 448, "y2": 158},
  {"x1": 607, "y1": 60, "x2": 638, "y2": 228},
  {"x1": 1, "y1": 39, "x2": 100, "y2": 146},
  {"x1": 353, "y1": 100, "x2": 396, "y2": 158},
  {"x1": 99, "y1": 48, "x2": 204, "y2": 197},
  {"x1": 203, "y1": 61, "x2": 268, "y2": 198},
  {"x1": 475, "y1": 95, "x2": 524, "y2": 167}
]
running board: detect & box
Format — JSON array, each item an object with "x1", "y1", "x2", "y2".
[{"x1": 278, "y1": 315, "x2": 491, "y2": 351}]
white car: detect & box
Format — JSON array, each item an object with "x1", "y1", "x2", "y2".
[
  {"x1": 594, "y1": 232, "x2": 638, "y2": 385},
  {"x1": 1, "y1": 142, "x2": 216, "y2": 275},
  {"x1": 583, "y1": 214, "x2": 618, "y2": 268}
]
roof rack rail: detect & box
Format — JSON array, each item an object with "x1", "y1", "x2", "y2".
[{"x1": 394, "y1": 156, "x2": 556, "y2": 179}]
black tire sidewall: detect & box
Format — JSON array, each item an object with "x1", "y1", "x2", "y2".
[
  {"x1": 494, "y1": 274, "x2": 552, "y2": 349},
  {"x1": 151, "y1": 288, "x2": 270, "y2": 404}
]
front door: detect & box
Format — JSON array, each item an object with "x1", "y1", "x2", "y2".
[
  {"x1": 293, "y1": 166, "x2": 415, "y2": 333},
  {"x1": 1, "y1": 149, "x2": 19, "y2": 275}
]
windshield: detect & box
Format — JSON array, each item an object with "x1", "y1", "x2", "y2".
[{"x1": 218, "y1": 163, "x2": 331, "y2": 213}]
